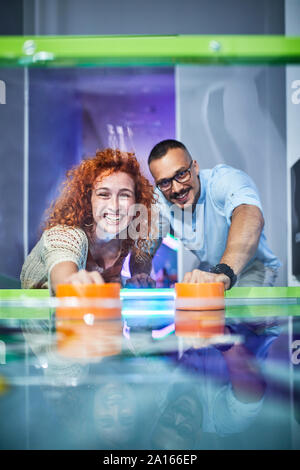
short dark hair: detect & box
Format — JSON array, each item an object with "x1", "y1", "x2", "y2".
[{"x1": 148, "y1": 139, "x2": 190, "y2": 165}]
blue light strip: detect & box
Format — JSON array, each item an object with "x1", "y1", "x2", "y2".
[
  {"x1": 122, "y1": 309, "x2": 174, "y2": 317},
  {"x1": 121, "y1": 288, "x2": 175, "y2": 300}
]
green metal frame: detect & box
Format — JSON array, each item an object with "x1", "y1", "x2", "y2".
[
  {"x1": 0, "y1": 287, "x2": 299, "y2": 299},
  {"x1": 0, "y1": 35, "x2": 300, "y2": 67},
  {"x1": 0, "y1": 287, "x2": 299, "y2": 320}
]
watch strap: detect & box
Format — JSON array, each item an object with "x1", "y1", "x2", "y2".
[{"x1": 210, "y1": 263, "x2": 237, "y2": 289}]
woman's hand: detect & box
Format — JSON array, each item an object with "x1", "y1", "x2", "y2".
[{"x1": 65, "y1": 269, "x2": 104, "y2": 285}]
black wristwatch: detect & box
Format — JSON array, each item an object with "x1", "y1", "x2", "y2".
[{"x1": 210, "y1": 263, "x2": 237, "y2": 289}]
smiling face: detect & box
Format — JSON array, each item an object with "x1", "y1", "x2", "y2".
[
  {"x1": 149, "y1": 147, "x2": 200, "y2": 208},
  {"x1": 93, "y1": 382, "x2": 138, "y2": 447},
  {"x1": 91, "y1": 171, "x2": 136, "y2": 238},
  {"x1": 151, "y1": 389, "x2": 202, "y2": 450}
]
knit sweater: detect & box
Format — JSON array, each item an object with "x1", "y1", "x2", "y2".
[{"x1": 20, "y1": 226, "x2": 90, "y2": 290}]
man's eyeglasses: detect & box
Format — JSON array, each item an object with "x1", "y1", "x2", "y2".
[{"x1": 156, "y1": 161, "x2": 193, "y2": 192}]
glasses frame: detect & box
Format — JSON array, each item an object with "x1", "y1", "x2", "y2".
[{"x1": 156, "y1": 160, "x2": 194, "y2": 192}]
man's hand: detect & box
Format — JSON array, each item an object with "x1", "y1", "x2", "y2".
[
  {"x1": 125, "y1": 273, "x2": 156, "y2": 288},
  {"x1": 182, "y1": 269, "x2": 230, "y2": 290}
]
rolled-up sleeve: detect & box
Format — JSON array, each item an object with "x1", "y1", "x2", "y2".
[
  {"x1": 42, "y1": 226, "x2": 88, "y2": 279},
  {"x1": 212, "y1": 384, "x2": 264, "y2": 436},
  {"x1": 209, "y1": 164, "x2": 263, "y2": 224}
]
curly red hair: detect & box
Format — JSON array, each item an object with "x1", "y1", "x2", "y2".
[{"x1": 43, "y1": 148, "x2": 156, "y2": 259}]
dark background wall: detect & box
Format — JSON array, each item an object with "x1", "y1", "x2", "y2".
[
  {"x1": 0, "y1": 69, "x2": 25, "y2": 284},
  {"x1": 23, "y1": 0, "x2": 285, "y2": 36},
  {"x1": 0, "y1": 0, "x2": 24, "y2": 286},
  {"x1": 0, "y1": 0, "x2": 23, "y2": 35}
]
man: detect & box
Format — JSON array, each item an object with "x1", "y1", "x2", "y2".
[{"x1": 146, "y1": 139, "x2": 280, "y2": 289}]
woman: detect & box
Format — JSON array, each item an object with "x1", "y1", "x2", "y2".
[{"x1": 20, "y1": 148, "x2": 156, "y2": 294}]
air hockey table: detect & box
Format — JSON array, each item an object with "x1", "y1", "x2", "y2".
[{"x1": 0, "y1": 286, "x2": 300, "y2": 450}]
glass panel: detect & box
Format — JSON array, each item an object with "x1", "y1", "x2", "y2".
[
  {"x1": 176, "y1": 64, "x2": 287, "y2": 286},
  {"x1": 0, "y1": 66, "x2": 177, "y2": 286},
  {"x1": 0, "y1": 294, "x2": 300, "y2": 449},
  {"x1": 0, "y1": 35, "x2": 300, "y2": 451},
  {"x1": 0, "y1": 68, "x2": 24, "y2": 288}
]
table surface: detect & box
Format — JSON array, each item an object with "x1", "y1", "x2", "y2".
[{"x1": 0, "y1": 287, "x2": 300, "y2": 450}]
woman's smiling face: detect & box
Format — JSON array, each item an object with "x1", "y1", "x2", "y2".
[{"x1": 91, "y1": 171, "x2": 136, "y2": 237}]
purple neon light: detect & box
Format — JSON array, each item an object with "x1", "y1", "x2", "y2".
[{"x1": 152, "y1": 323, "x2": 175, "y2": 339}]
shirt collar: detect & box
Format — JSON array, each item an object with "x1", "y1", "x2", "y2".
[{"x1": 197, "y1": 172, "x2": 206, "y2": 204}]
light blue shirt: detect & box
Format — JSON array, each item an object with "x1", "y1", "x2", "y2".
[{"x1": 155, "y1": 164, "x2": 281, "y2": 272}]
